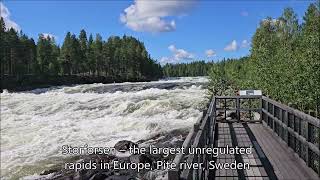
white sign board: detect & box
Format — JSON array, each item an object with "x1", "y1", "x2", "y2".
[{"x1": 239, "y1": 90, "x2": 262, "y2": 96}]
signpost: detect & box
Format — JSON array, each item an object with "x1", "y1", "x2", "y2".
[{"x1": 239, "y1": 90, "x2": 262, "y2": 96}]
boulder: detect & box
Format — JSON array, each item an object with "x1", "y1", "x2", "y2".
[
  {"x1": 114, "y1": 140, "x2": 138, "y2": 152},
  {"x1": 40, "y1": 169, "x2": 58, "y2": 175},
  {"x1": 227, "y1": 111, "x2": 238, "y2": 119}
]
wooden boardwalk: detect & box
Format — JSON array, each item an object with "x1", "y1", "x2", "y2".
[
  {"x1": 168, "y1": 95, "x2": 320, "y2": 180},
  {"x1": 250, "y1": 123, "x2": 319, "y2": 180},
  {"x1": 214, "y1": 122, "x2": 276, "y2": 180}
]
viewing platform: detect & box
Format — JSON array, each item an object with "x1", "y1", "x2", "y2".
[{"x1": 168, "y1": 95, "x2": 320, "y2": 180}]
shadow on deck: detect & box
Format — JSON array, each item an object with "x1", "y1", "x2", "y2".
[
  {"x1": 214, "y1": 122, "x2": 318, "y2": 180},
  {"x1": 168, "y1": 96, "x2": 319, "y2": 180}
]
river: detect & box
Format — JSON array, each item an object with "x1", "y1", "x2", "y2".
[{"x1": 0, "y1": 77, "x2": 209, "y2": 179}]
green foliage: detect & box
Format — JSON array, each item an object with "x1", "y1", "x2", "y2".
[
  {"x1": 1, "y1": 27, "x2": 162, "y2": 81},
  {"x1": 37, "y1": 34, "x2": 59, "y2": 75},
  {"x1": 1, "y1": 18, "x2": 38, "y2": 78},
  {"x1": 163, "y1": 61, "x2": 212, "y2": 77},
  {"x1": 209, "y1": 3, "x2": 320, "y2": 114},
  {"x1": 208, "y1": 61, "x2": 233, "y2": 96}
]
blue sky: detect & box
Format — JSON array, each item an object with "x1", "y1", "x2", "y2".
[{"x1": 0, "y1": 0, "x2": 315, "y2": 64}]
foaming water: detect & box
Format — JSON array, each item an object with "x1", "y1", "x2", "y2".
[{"x1": 0, "y1": 77, "x2": 209, "y2": 179}]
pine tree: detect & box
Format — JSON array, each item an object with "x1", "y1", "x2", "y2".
[
  {"x1": 7, "y1": 29, "x2": 19, "y2": 76},
  {"x1": 2, "y1": 25, "x2": 163, "y2": 85},
  {"x1": 60, "y1": 32, "x2": 72, "y2": 75},
  {"x1": 0, "y1": 17, "x2": 6, "y2": 80},
  {"x1": 70, "y1": 34, "x2": 81, "y2": 74},
  {"x1": 87, "y1": 34, "x2": 95, "y2": 75},
  {"x1": 102, "y1": 38, "x2": 112, "y2": 77},
  {"x1": 79, "y1": 29, "x2": 88, "y2": 74},
  {"x1": 94, "y1": 34, "x2": 103, "y2": 76},
  {"x1": 37, "y1": 34, "x2": 55, "y2": 74}
]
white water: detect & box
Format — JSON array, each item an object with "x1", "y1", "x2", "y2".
[{"x1": 0, "y1": 77, "x2": 209, "y2": 179}]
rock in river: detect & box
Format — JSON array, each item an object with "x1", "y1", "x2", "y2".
[{"x1": 114, "y1": 140, "x2": 138, "y2": 152}]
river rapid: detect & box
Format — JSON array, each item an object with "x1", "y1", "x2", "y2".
[{"x1": 0, "y1": 77, "x2": 209, "y2": 179}]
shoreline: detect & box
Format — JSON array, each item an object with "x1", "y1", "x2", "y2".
[{"x1": 1, "y1": 75, "x2": 158, "y2": 92}]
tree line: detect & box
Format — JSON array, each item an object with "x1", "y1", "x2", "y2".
[
  {"x1": 162, "y1": 61, "x2": 212, "y2": 77},
  {"x1": 0, "y1": 18, "x2": 162, "y2": 82},
  {"x1": 209, "y1": 3, "x2": 319, "y2": 115}
]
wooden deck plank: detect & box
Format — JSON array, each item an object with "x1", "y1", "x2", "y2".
[
  {"x1": 249, "y1": 123, "x2": 319, "y2": 180},
  {"x1": 259, "y1": 126, "x2": 310, "y2": 180},
  {"x1": 215, "y1": 123, "x2": 274, "y2": 179},
  {"x1": 254, "y1": 126, "x2": 304, "y2": 179},
  {"x1": 249, "y1": 125, "x2": 288, "y2": 179}
]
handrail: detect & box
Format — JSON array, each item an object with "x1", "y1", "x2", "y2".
[
  {"x1": 215, "y1": 95, "x2": 262, "y2": 99},
  {"x1": 168, "y1": 97, "x2": 216, "y2": 180},
  {"x1": 262, "y1": 96, "x2": 319, "y2": 128},
  {"x1": 215, "y1": 95, "x2": 262, "y2": 122},
  {"x1": 168, "y1": 95, "x2": 261, "y2": 180},
  {"x1": 168, "y1": 95, "x2": 319, "y2": 179},
  {"x1": 169, "y1": 122, "x2": 198, "y2": 179},
  {"x1": 180, "y1": 111, "x2": 211, "y2": 179},
  {"x1": 262, "y1": 97, "x2": 320, "y2": 176}
]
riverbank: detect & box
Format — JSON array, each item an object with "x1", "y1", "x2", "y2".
[{"x1": 1, "y1": 75, "x2": 156, "y2": 92}]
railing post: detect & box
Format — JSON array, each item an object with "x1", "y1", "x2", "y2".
[
  {"x1": 168, "y1": 169, "x2": 179, "y2": 180},
  {"x1": 259, "y1": 96, "x2": 262, "y2": 123},
  {"x1": 284, "y1": 110, "x2": 288, "y2": 144},
  {"x1": 279, "y1": 108, "x2": 283, "y2": 137},
  {"x1": 224, "y1": 98, "x2": 227, "y2": 121},
  {"x1": 211, "y1": 97, "x2": 216, "y2": 146},
  {"x1": 194, "y1": 123, "x2": 200, "y2": 132},
  {"x1": 305, "y1": 122, "x2": 309, "y2": 167},
  {"x1": 272, "y1": 103, "x2": 275, "y2": 130},
  {"x1": 265, "y1": 100, "x2": 269, "y2": 125},
  {"x1": 194, "y1": 151, "x2": 199, "y2": 180},
  {"x1": 236, "y1": 97, "x2": 240, "y2": 122}
]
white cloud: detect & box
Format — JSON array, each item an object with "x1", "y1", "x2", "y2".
[
  {"x1": 240, "y1": 11, "x2": 249, "y2": 17},
  {"x1": 224, "y1": 40, "x2": 238, "y2": 51},
  {"x1": 160, "y1": 45, "x2": 194, "y2": 64},
  {"x1": 224, "y1": 40, "x2": 250, "y2": 51},
  {"x1": 240, "y1": 40, "x2": 250, "y2": 48},
  {"x1": 41, "y1": 33, "x2": 57, "y2": 40},
  {"x1": 205, "y1": 49, "x2": 216, "y2": 58},
  {"x1": 0, "y1": 2, "x2": 20, "y2": 31},
  {"x1": 169, "y1": 45, "x2": 194, "y2": 60},
  {"x1": 120, "y1": 0, "x2": 196, "y2": 32}
]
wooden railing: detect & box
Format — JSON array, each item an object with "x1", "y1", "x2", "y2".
[
  {"x1": 169, "y1": 95, "x2": 320, "y2": 179},
  {"x1": 215, "y1": 95, "x2": 262, "y2": 123},
  {"x1": 168, "y1": 95, "x2": 262, "y2": 180},
  {"x1": 168, "y1": 95, "x2": 216, "y2": 180},
  {"x1": 261, "y1": 96, "x2": 320, "y2": 176}
]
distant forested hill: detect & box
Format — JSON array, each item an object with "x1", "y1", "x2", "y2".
[
  {"x1": 162, "y1": 61, "x2": 213, "y2": 77},
  {"x1": 0, "y1": 18, "x2": 162, "y2": 90}
]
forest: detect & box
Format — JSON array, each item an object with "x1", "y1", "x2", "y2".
[
  {"x1": 0, "y1": 17, "x2": 162, "y2": 90},
  {"x1": 162, "y1": 61, "x2": 212, "y2": 77},
  {"x1": 209, "y1": 4, "x2": 319, "y2": 116}
]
